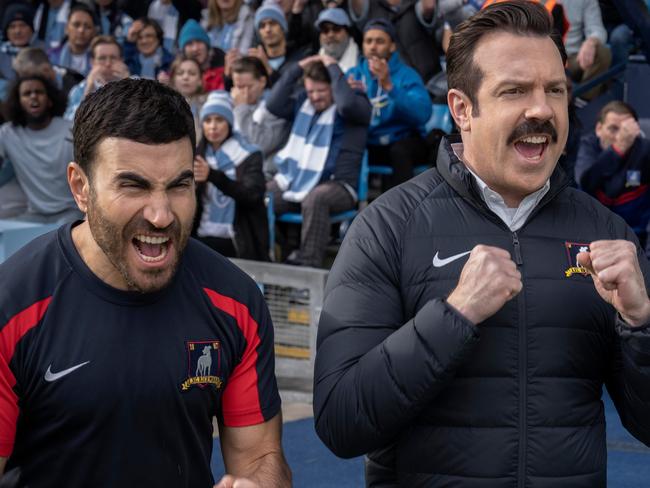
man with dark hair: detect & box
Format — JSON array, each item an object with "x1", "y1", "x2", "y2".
[
  {"x1": 0, "y1": 78, "x2": 291, "y2": 487},
  {"x1": 231, "y1": 55, "x2": 290, "y2": 178},
  {"x1": 64, "y1": 35, "x2": 129, "y2": 120},
  {"x1": 266, "y1": 55, "x2": 370, "y2": 267},
  {"x1": 47, "y1": 3, "x2": 98, "y2": 76},
  {"x1": 314, "y1": 2, "x2": 650, "y2": 486},
  {"x1": 347, "y1": 18, "x2": 432, "y2": 187},
  {"x1": 576, "y1": 100, "x2": 650, "y2": 256},
  {"x1": 349, "y1": 0, "x2": 442, "y2": 84},
  {"x1": 0, "y1": 75, "x2": 80, "y2": 223}
]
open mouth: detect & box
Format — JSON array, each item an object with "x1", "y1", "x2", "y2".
[
  {"x1": 514, "y1": 135, "x2": 549, "y2": 161},
  {"x1": 132, "y1": 234, "x2": 170, "y2": 263}
]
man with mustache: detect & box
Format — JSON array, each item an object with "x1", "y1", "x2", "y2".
[
  {"x1": 314, "y1": 2, "x2": 650, "y2": 487},
  {"x1": 0, "y1": 79, "x2": 291, "y2": 488},
  {"x1": 0, "y1": 74, "x2": 81, "y2": 222}
]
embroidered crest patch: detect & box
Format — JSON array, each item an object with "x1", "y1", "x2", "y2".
[
  {"x1": 181, "y1": 340, "x2": 223, "y2": 391},
  {"x1": 564, "y1": 242, "x2": 590, "y2": 277}
]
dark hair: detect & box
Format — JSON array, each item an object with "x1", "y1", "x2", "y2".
[
  {"x1": 3, "y1": 75, "x2": 66, "y2": 126},
  {"x1": 90, "y1": 35, "x2": 122, "y2": 58},
  {"x1": 303, "y1": 60, "x2": 330, "y2": 83},
  {"x1": 137, "y1": 17, "x2": 164, "y2": 45},
  {"x1": 447, "y1": 0, "x2": 566, "y2": 115},
  {"x1": 68, "y1": 3, "x2": 99, "y2": 26},
  {"x1": 597, "y1": 100, "x2": 638, "y2": 124},
  {"x1": 73, "y1": 78, "x2": 196, "y2": 177},
  {"x1": 231, "y1": 56, "x2": 268, "y2": 82}
]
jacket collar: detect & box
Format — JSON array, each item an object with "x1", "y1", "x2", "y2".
[{"x1": 436, "y1": 135, "x2": 570, "y2": 224}]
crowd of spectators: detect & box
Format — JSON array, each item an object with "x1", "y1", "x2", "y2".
[{"x1": 0, "y1": 0, "x2": 648, "y2": 265}]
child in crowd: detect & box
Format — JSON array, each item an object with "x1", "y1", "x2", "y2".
[
  {"x1": 169, "y1": 55, "x2": 206, "y2": 138},
  {"x1": 193, "y1": 91, "x2": 269, "y2": 261}
]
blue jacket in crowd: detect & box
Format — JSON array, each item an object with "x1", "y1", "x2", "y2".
[{"x1": 346, "y1": 52, "x2": 431, "y2": 146}]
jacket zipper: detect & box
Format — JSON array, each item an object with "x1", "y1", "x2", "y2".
[{"x1": 513, "y1": 231, "x2": 526, "y2": 487}]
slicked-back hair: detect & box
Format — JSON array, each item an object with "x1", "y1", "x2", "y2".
[
  {"x1": 303, "y1": 60, "x2": 331, "y2": 84},
  {"x1": 73, "y1": 78, "x2": 196, "y2": 177},
  {"x1": 597, "y1": 100, "x2": 638, "y2": 124},
  {"x1": 447, "y1": 0, "x2": 567, "y2": 116},
  {"x1": 3, "y1": 75, "x2": 66, "y2": 126}
]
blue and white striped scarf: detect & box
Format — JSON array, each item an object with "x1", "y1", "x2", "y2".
[
  {"x1": 273, "y1": 99, "x2": 336, "y2": 202},
  {"x1": 197, "y1": 132, "x2": 260, "y2": 239}
]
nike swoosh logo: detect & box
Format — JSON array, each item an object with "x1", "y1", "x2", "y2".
[
  {"x1": 44, "y1": 361, "x2": 90, "y2": 382},
  {"x1": 432, "y1": 250, "x2": 471, "y2": 268}
]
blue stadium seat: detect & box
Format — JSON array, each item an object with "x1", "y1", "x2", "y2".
[
  {"x1": 267, "y1": 152, "x2": 369, "y2": 261},
  {"x1": 368, "y1": 103, "x2": 452, "y2": 177}
]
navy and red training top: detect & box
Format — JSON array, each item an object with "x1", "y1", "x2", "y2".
[{"x1": 0, "y1": 222, "x2": 280, "y2": 487}]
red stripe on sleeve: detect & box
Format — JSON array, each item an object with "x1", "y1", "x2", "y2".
[
  {"x1": 0, "y1": 297, "x2": 52, "y2": 457},
  {"x1": 203, "y1": 288, "x2": 265, "y2": 427}
]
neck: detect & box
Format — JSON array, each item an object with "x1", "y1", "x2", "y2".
[
  {"x1": 26, "y1": 114, "x2": 52, "y2": 131},
  {"x1": 68, "y1": 43, "x2": 87, "y2": 55},
  {"x1": 265, "y1": 39, "x2": 286, "y2": 59}
]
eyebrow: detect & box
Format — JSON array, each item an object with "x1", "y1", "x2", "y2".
[
  {"x1": 493, "y1": 78, "x2": 568, "y2": 92},
  {"x1": 113, "y1": 170, "x2": 194, "y2": 189}
]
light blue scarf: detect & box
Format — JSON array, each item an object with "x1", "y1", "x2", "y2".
[
  {"x1": 197, "y1": 132, "x2": 260, "y2": 239},
  {"x1": 273, "y1": 98, "x2": 336, "y2": 202}
]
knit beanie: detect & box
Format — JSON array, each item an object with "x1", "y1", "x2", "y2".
[
  {"x1": 2, "y1": 3, "x2": 35, "y2": 40},
  {"x1": 200, "y1": 91, "x2": 234, "y2": 127},
  {"x1": 254, "y1": 2, "x2": 288, "y2": 34},
  {"x1": 178, "y1": 19, "x2": 210, "y2": 51}
]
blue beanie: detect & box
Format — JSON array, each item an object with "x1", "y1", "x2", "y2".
[
  {"x1": 178, "y1": 19, "x2": 210, "y2": 51},
  {"x1": 254, "y1": 2, "x2": 288, "y2": 34},
  {"x1": 200, "y1": 91, "x2": 234, "y2": 127}
]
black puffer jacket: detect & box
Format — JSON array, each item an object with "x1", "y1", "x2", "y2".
[{"x1": 314, "y1": 136, "x2": 650, "y2": 487}]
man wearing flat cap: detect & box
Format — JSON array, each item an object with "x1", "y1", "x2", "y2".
[{"x1": 315, "y1": 7, "x2": 359, "y2": 73}]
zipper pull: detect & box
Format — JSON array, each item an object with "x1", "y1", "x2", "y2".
[{"x1": 512, "y1": 232, "x2": 523, "y2": 265}]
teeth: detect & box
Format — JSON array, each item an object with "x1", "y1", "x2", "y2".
[
  {"x1": 135, "y1": 235, "x2": 169, "y2": 244},
  {"x1": 520, "y1": 136, "x2": 548, "y2": 144},
  {"x1": 139, "y1": 245, "x2": 169, "y2": 263}
]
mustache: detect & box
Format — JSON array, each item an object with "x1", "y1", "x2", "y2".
[
  {"x1": 507, "y1": 120, "x2": 558, "y2": 145},
  {"x1": 126, "y1": 217, "x2": 180, "y2": 239}
]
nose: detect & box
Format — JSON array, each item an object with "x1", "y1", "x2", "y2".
[
  {"x1": 525, "y1": 89, "x2": 553, "y2": 122},
  {"x1": 143, "y1": 192, "x2": 174, "y2": 229}
]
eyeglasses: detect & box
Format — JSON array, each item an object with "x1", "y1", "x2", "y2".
[{"x1": 320, "y1": 24, "x2": 344, "y2": 34}]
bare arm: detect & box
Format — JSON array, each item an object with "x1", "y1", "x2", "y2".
[
  {"x1": 215, "y1": 413, "x2": 291, "y2": 487},
  {"x1": 0, "y1": 456, "x2": 6, "y2": 476}
]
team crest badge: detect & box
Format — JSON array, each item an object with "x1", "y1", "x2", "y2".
[
  {"x1": 564, "y1": 242, "x2": 590, "y2": 277},
  {"x1": 181, "y1": 340, "x2": 223, "y2": 391}
]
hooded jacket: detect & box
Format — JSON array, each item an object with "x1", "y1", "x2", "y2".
[{"x1": 314, "y1": 136, "x2": 650, "y2": 487}]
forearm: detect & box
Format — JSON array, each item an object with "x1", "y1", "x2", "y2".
[
  {"x1": 314, "y1": 298, "x2": 479, "y2": 458},
  {"x1": 241, "y1": 450, "x2": 291, "y2": 487},
  {"x1": 265, "y1": 64, "x2": 302, "y2": 119}
]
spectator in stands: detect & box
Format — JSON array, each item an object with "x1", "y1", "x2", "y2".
[
  {"x1": 95, "y1": 0, "x2": 133, "y2": 47},
  {"x1": 349, "y1": 0, "x2": 442, "y2": 85},
  {"x1": 176, "y1": 19, "x2": 225, "y2": 91},
  {"x1": 439, "y1": 0, "x2": 481, "y2": 29},
  {"x1": 576, "y1": 101, "x2": 650, "y2": 256},
  {"x1": 205, "y1": 0, "x2": 255, "y2": 54},
  {"x1": 13, "y1": 46, "x2": 83, "y2": 97},
  {"x1": 266, "y1": 56, "x2": 371, "y2": 267},
  {"x1": 48, "y1": 3, "x2": 98, "y2": 77},
  {"x1": 0, "y1": 75, "x2": 81, "y2": 223},
  {"x1": 34, "y1": 0, "x2": 71, "y2": 51},
  {"x1": 123, "y1": 17, "x2": 172, "y2": 80},
  {"x1": 64, "y1": 35, "x2": 129, "y2": 121},
  {"x1": 147, "y1": 0, "x2": 179, "y2": 53},
  {"x1": 231, "y1": 55, "x2": 290, "y2": 178},
  {"x1": 252, "y1": 2, "x2": 310, "y2": 87},
  {"x1": 0, "y1": 3, "x2": 42, "y2": 100},
  {"x1": 169, "y1": 54, "x2": 206, "y2": 138},
  {"x1": 315, "y1": 7, "x2": 359, "y2": 73},
  {"x1": 347, "y1": 19, "x2": 432, "y2": 187},
  {"x1": 563, "y1": 0, "x2": 611, "y2": 100},
  {"x1": 193, "y1": 91, "x2": 269, "y2": 260}
]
